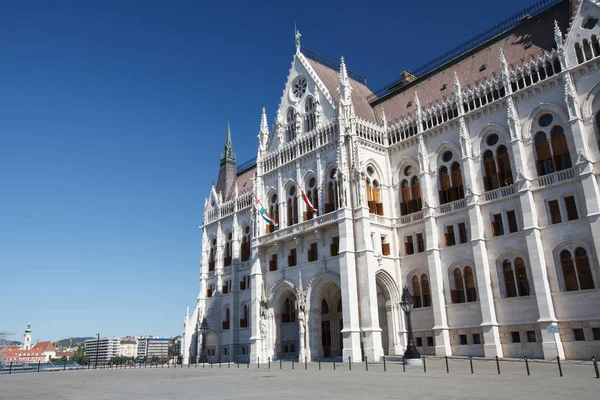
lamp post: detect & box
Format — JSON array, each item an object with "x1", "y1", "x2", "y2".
[
  {"x1": 199, "y1": 317, "x2": 209, "y2": 363},
  {"x1": 400, "y1": 286, "x2": 420, "y2": 360}
]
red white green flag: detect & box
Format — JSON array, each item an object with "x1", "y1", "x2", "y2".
[
  {"x1": 294, "y1": 179, "x2": 317, "y2": 216},
  {"x1": 255, "y1": 198, "x2": 277, "y2": 227}
]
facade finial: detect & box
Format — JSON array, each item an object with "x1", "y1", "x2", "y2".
[
  {"x1": 381, "y1": 109, "x2": 387, "y2": 129},
  {"x1": 564, "y1": 73, "x2": 580, "y2": 120},
  {"x1": 554, "y1": 20, "x2": 563, "y2": 49},
  {"x1": 339, "y1": 56, "x2": 351, "y2": 97},
  {"x1": 499, "y1": 48, "x2": 509, "y2": 76},
  {"x1": 295, "y1": 23, "x2": 301, "y2": 53},
  {"x1": 258, "y1": 107, "x2": 269, "y2": 150},
  {"x1": 414, "y1": 92, "x2": 422, "y2": 116},
  {"x1": 275, "y1": 108, "x2": 284, "y2": 148},
  {"x1": 313, "y1": 85, "x2": 323, "y2": 127},
  {"x1": 453, "y1": 72, "x2": 461, "y2": 94}
]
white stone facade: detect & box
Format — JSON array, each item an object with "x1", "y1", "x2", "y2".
[{"x1": 182, "y1": 1, "x2": 600, "y2": 363}]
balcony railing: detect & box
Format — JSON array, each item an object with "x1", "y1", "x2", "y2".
[
  {"x1": 371, "y1": 215, "x2": 392, "y2": 227},
  {"x1": 399, "y1": 210, "x2": 424, "y2": 225},
  {"x1": 438, "y1": 198, "x2": 467, "y2": 215},
  {"x1": 257, "y1": 209, "x2": 344, "y2": 245},
  {"x1": 533, "y1": 167, "x2": 579, "y2": 189},
  {"x1": 482, "y1": 184, "x2": 517, "y2": 203}
]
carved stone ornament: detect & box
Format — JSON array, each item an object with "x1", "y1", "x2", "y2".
[{"x1": 576, "y1": 150, "x2": 590, "y2": 165}]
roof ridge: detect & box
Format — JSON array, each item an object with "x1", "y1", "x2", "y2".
[{"x1": 300, "y1": 47, "x2": 368, "y2": 85}]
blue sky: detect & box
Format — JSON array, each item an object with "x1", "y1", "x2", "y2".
[{"x1": 1, "y1": 0, "x2": 532, "y2": 342}]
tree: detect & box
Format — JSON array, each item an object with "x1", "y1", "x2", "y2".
[
  {"x1": 70, "y1": 344, "x2": 88, "y2": 365},
  {"x1": 0, "y1": 331, "x2": 13, "y2": 366}
]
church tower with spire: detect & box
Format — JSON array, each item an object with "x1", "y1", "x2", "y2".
[
  {"x1": 215, "y1": 121, "x2": 237, "y2": 199},
  {"x1": 21, "y1": 322, "x2": 32, "y2": 350}
]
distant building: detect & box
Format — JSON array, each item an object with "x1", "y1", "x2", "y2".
[
  {"x1": 146, "y1": 338, "x2": 169, "y2": 360},
  {"x1": 84, "y1": 337, "x2": 119, "y2": 364},
  {"x1": 119, "y1": 338, "x2": 137, "y2": 358},
  {"x1": 1, "y1": 323, "x2": 56, "y2": 363},
  {"x1": 136, "y1": 337, "x2": 147, "y2": 360}
]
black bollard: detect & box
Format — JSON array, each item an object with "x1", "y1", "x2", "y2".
[
  {"x1": 496, "y1": 356, "x2": 501, "y2": 375},
  {"x1": 469, "y1": 356, "x2": 473, "y2": 374},
  {"x1": 333, "y1": 358, "x2": 336, "y2": 370},
  {"x1": 9, "y1": 362, "x2": 12, "y2": 375},
  {"x1": 305, "y1": 357, "x2": 307, "y2": 370},
  {"x1": 319, "y1": 358, "x2": 321, "y2": 370},
  {"x1": 383, "y1": 356, "x2": 386, "y2": 372},
  {"x1": 592, "y1": 357, "x2": 599, "y2": 379},
  {"x1": 445, "y1": 356, "x2": 449, "y2": 373},
  {"x1": 557, "y1": 356, "x2": 563, "y2": 377},
  {"x1": 292, "y1": 359, "x2": 294, "y2": 370},
  {"x1": 38, "y1": 361, "x2": 41, "y2": 372},
  {"x1": 402, "y1": 357, "x2": 406, "y2": 372},
  {"x1": 365, "y1": 357, "x2": 368, "y2": 371},
  {"x1": 228, "y1": 360, "x2": 230, "y2": 368},
  {"x1": 268, "y1": 357, "x2": 270, "y2": 369},
  {"x1": 64, "y1": 358, "x2": 67, "y2": 371},
  {"x1": 348, "y1": 356, "x2": 351, "y2": 371},
  {"x1": 219, "y1": 361, "x2": 221, "y2": 368},
  {"x1": 258, "y1": 357, "x2": 260, "y2": 369},
  {"x1": 247, "y1": 361, "x2": 249, "y2": 369},
  {"x1": 423, "y1": 356, "x2": 426, "y2": 373},
  {"x1": 280, "y1": 358, "x2": 282, "y2": 369}
]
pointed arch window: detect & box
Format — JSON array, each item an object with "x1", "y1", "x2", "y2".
[
  {"x1": 321, "y1": 299, "x2": 329, "y2": 314},
  {"x1": 366, "y1": 166, "x2": 384, "y2": 215},
  {"x1": 286, "y1": 108, "x2": 296, "y2": 142},
  {"x1": 560, "y1": 247, "x2": 595, "y2": 291},
  {"x1": 208, "y1": 238, "x2": 217, "y2": 271},
  {"x1": 304, "y1": 176, "x2": 318, "y2": 220},
  {"x1": 451, "y1": 266, "x2": 477, "y2": 304},
  {"x1": 400, "y1": 165, "x2": 422, "y2": 215},
  {"x1": 533, "y1": 113, "x2": 572, "y2": 176},
  {"x1": 482, "y1": 133, "x2": 513, "y2": 191},
  {"x1": 287, "y1": 185, "x2": 298, "y2": 226},
  {"x1": 224, "y1": 231, "x2": 233, "y2": 267},
  {"x1": 267, "y1": 193, "x2": 279, "y2": 234},
  {"x1": 410, "y1": 273, "x2": 431, "y2": 308},
  {"x1": 241, "y1": 225, "x2": 251, "y2": 261},
  {"x1": 282, "y1": 297, "x2": 296, "y2": 323},
  {"x1": 501, "y1": 257, "x2": 530, "y2": 298},
  {"x1": 222, "y1": 307, "x2": 230, "y2": 330},
  {"x1": 438, "y1": 151, "x2": 464, "y2": 204},
  {"x1": 304, "y1": 96, "x2": 316, "y2": 132},
  {"x1": 240, "y1": 304, "x2": 249, "y2": 328},
  {"x1": 325, "y1": 168, "x2": 339, "y2": 213}
]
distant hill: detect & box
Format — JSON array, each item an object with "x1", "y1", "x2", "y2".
[
  {"x1": 8, "y1": 340, "x2": 21, "y2": 346},
  {"x1": 54, "y1": 337, "x2": 94, "y2": 346}
]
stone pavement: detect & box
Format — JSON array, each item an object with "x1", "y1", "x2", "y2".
[{"x1": 1, "y1": 359, "x2": 598, "y2": 400}]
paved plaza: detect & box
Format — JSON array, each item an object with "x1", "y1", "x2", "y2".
[{"x1": 1, "y1": 359, "x2": 598, "y2": 399}]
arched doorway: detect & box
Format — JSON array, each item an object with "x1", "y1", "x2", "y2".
[
  {"x1": 377, "y1": 283, "x2": 391, "y2": 355},
  {"x1": 276, "y1": 291, "x2": 298, "y2": 359},
  {"x1": 313, "y1": 281, "x2": 343, "y2": 358},
  {"x1": 375, "y1": 272, "x2": 401, "y2": 356}
]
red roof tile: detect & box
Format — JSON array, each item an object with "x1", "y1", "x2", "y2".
[
  {"x1": 372, "y1": 1, "x2": 570, "y2": 122},
  {"x1": 32, "y1": 341, "x2": 56, "y2": 352}
]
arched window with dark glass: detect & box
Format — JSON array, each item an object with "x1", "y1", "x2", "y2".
[
  {"x1": 267, "y1": 193, "x2": 279, "y2": 234},
  {"x1": 411, "y1": 275, "x2": 422, "y2": 308},
  {"x1": 304, "y1": 176, "x2": 318, "y2": 220},
  {"x1": 304, "y1": 96, "x2": 315, "y2": 132},
  {"x1": 502, "y1": 257, "x2": 530, "y2": 298},
  {"x1": 439, "y1": 166, "x2": 451, "y2": 204},
  {"x1": 451, "y1": 266, "x2": 477, "y2": 304},
  {"x1": 224, "y1": 232, "x2": 233, "y2": 267},
  {"x1": 410, "y1": 273, "x2": 431, "y2": 308},
  {"x1": 321, "y1": 299, "x2": 329, "y2": 314},
  {"x1": 222, "y1": 307, "x2": 230, "y2": 330},
  {"x1": 558, "y1": 246, "x2": 594, "y2": 291},
  {"x1": 482, "y1": 132, "x2": 513, "y2": 191},
  {"x1": 421, "y1": 274, "x2": 431, "y2": 307},
  {"x1": 208, "y1": 238, "x2": 217, "y2": 271},
  {"x1": 325, "y1": 168, "x2": 339, "y2": 213},
  {"x1": 287, "y1": 185, "x2": 298, "y2": 226},
  {"x1": 286, "y1": 107, "x2": 296, "y2": 142},
  {"x1": 533, "y1": 113, "x2": 572, "y2": 176}
]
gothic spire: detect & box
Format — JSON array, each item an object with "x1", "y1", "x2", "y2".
[
  {"x1": 338, "y1": 56, "x2": 353, "y2": 104},
  {"x1": 258, "y1": 107, "x2": 269, "y2": 150},
  {"x1": 220, "y1": 120, "x2": 236, "y2": 167},
  {"x1": 554, "y1": 20, "x2": 563, "y2": 49}
]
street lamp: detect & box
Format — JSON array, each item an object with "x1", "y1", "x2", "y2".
[
  {"x1": 199, "y1": 317, "x2": 209, "y2": 363},
  {"x1": 400, "y1": 286, "x2": 420, "y2": 360}
]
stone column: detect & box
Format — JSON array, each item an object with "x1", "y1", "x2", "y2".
[{"x1": 421, "y1": 169, "x2": 452, "y2": 355}]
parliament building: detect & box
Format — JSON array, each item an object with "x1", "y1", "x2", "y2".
[{"x1": 182, "y1": 0, "x2": 600, "y2": 363}]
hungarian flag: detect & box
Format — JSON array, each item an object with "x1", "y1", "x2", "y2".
[
  {"x1": 294, "y1": 179, "x2": 317, "y2": 216},
  {"x1": 255, "y1": 198, "x2": 277, "y2": 227}
]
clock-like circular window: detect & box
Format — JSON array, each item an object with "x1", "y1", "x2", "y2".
[{"x1": 292, "y1": 76, "x2": 307, "y2": 99}]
